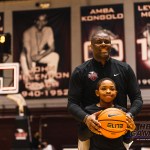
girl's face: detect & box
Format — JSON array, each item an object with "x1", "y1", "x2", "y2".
[{"x1": 95, "y1": 79, "x2": 117, "y2": 103}]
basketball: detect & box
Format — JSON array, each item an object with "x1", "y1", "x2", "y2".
[{"x1": 98, "y1": 108, "x2": 127, "y2": 139}]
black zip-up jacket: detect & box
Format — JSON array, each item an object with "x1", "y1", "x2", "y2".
[{"x1": 67, "y1": 58, "x2": 143, "y2": 122}]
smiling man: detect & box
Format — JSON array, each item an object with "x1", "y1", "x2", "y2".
[
  {"x1": 67, "y1": 29, "x2": 143, "y2": 148},
  {"x1": 91, "y1": 31, "x2": 111, "y2": 64}
]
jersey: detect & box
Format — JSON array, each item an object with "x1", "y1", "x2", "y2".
[{"x1": 68, "y1": 58, "x2": 143, "y2": 122}]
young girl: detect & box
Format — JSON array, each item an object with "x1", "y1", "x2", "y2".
[{"x1": 78, "y1": 78, "x2": 135, "y2": 150}]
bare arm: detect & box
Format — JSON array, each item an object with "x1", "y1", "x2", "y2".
[{"x1": 23, "y1": 31, "x2": 33, "y2": 69}]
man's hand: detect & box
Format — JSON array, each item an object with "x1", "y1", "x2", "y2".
[
  {"x1": 126, "y1": 113, "x2": 136, "y2": 132},
  {"x1": 85, "y1": 111, "x2": 102, "y2": 135}
]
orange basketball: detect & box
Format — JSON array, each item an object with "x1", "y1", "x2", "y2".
[{"x1": 98, "y1": 108, "x2": 127, "y2": 139}]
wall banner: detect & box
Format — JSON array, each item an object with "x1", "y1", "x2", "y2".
[
  {"x1": 81, "y1": 4, "x2": 125, "y2": 62},
  {"x1": 13, "y1": 8, "x2": 71, "y2": 99},
  {"x1": 0, "y1": 12, "x2": 4, "y2": 34},
  {"x1": 134, "y1": 2, "x2": 150, "y2": 88}
]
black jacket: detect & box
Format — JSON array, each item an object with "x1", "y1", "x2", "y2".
[{"x1": 68, "y1": 58, "x2": 143, "y2": 122}]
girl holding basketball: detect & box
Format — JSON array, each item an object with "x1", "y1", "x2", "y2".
[{"x1": 78, "y1": 78, "x2": 136, "y2": 150}]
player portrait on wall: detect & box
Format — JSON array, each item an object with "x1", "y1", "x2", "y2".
[
  {"x1": 13, "y1": 8, "x2": 71, "y2": 99},
  {"x1": 81, "y1": 4, "x2": 125, "y2": 62},
  {"x1": 134, "y1": 1, "x2": 150, "y2": 88}
]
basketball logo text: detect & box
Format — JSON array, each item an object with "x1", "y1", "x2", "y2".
[{"x1": 107, "y1": 123, "x2": 123, "y2": 128}]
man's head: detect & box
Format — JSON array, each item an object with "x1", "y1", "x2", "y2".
[
  {"x1": 91, "y1": 30, "x2": 111, "y2": 62},
  {"x1": 34, "y1": 14, "x2": 48, "y2": 31}
]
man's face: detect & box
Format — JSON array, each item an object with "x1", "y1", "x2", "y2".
[
  {"x1": 91, "y1": 32, "x2": 111, "y2": 61},
  {"x1": 35, "y1": 15, "x2": 48, "y2": 31}
]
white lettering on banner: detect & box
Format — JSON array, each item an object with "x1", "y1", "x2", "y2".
[
  {"x1": 137, "y1": 5, "x2": 150, "y2": 17},
  {"x1": 21, "y1": 89, "x2": 68, "y2": 97},
  {"x1": 90, "y1": 8, "x2": 114, "y2": 14},
  {"x1": 81, "y1": 13, "x2": 123, "y2": 21},
  {"x1": 20, "y1": 72, "x2": 70, "y2": 81},
  {"x1": 138, "y1": 5, "x2": 150, "y2": 11},
  {"x1": 84, "y1": 41, "x2": 91, "y2": 61},
  {"x1": 141, "y1": 12, "x2": 150, "y2": 17},
  {"x1": 30, "y1": 65, "x2": 55, "y2": 73},
  {"x1": 137, "y1": 38, "x2": 148, "y2": 61},
  {"x1": 111, "y1": 39, "x2": 124, "y2": 61}
]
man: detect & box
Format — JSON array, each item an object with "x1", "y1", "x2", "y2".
[
  {"x1": 20, "y1": 14, "x2": 59, "y2": 88},
  {"x1": 67, "y1": 30, "x2": 143, "y2": 140}
]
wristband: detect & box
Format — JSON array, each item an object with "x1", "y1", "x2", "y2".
[
  {"x1": 127, "y1": 112, "x2": 134, "y2": 118},
  {"x1": 83, "y1": 114, "x2": 89, "y2": 124}
]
